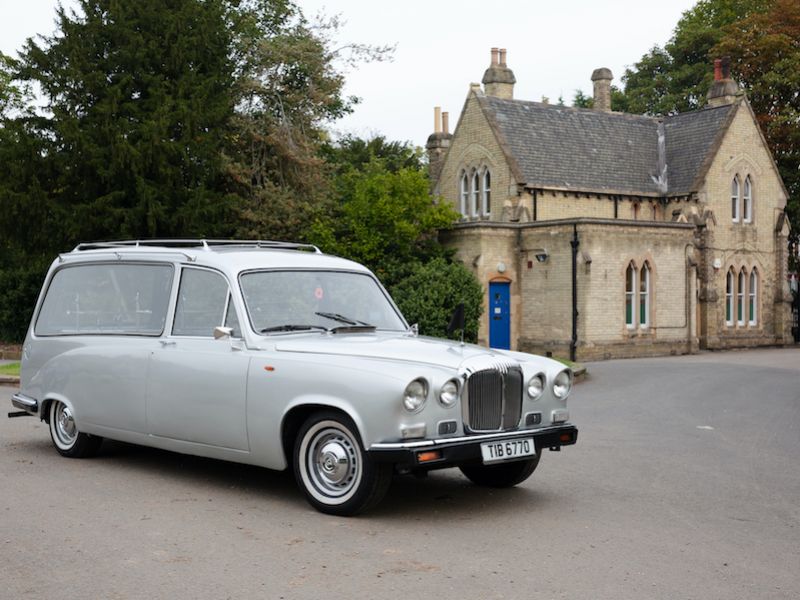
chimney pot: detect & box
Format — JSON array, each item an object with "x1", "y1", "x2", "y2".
[
  {"x1": 499, "y1": 48, "x2": 507, "y2": 67},
  {"x1": 713, "y1": 59, "x2": 722, "y2": 81},
  {"x1": 442, "y1": 112, "x2": 450, "y2": 135},
  {"x1": 491, "y1": 48, "x2": 499, "y2": 66},
  {"x1": 434, "y1": 106, "x2": 442, "y2": 134}
]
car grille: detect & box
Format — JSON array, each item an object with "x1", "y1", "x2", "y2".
[{"x1": 464, "y1": 367, "x2": 523, "y2": 432}]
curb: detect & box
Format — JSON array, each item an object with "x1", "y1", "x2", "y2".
[{"x1": 0, "y1": 376, "x2": 20, "y2": 385}]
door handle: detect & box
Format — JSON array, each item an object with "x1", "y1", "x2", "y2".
[{"x1": 159, "y1": 340, "x2": 176, "y2": 347}]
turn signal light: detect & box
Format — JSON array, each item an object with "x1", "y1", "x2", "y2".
[{"x1": 417, "y1": 450, "x2": 442, "y2": 463}]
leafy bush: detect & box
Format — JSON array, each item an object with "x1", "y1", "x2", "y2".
[
  {"x1": 0, "y1": 260, "x2": 49, "y2": 343},
  {"x1": 390, "y1": 258, "x2": 483, "y2": 343}
]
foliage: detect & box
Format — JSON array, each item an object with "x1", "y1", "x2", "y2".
[
  {"x1": 310, "y1": 160, "x2": 459, "y2": 285},
  {"x1": 713, "y1": 0, "x2": 800, "y2": 265},
  {"x1": 226, "y1": 4, "x2": 392, "y2": 241},
  {"x1": 390, "y1": 258, "x2": 483, "y2": 343},
  {"x1": 620, "y1": 0, "x2": 771, "y2": 115},
  {"x1": 0, "y1": 256, "x2": 50, "y2": 342},
  {"x1": 321, "y1": 134, "x2": 424, "y2": 175},
  {"x1": 572, "y1": 89, "x2": 593, "y2": 109}
]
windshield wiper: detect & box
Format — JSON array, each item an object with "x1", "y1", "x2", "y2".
[
  {"x1": 315, "y1": 311, "x2": 373, "y2": 327},
  {"x1": 259, "y1": 324, "x2": 328, "y2": 334}
]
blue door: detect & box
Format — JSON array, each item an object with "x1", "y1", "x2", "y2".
[{"x1": 489, "y1": 282, "x2": 510, "y2": 349}]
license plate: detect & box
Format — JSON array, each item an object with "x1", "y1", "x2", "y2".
[{"x1": 480, "y1": 438, "x2": 536, "y2": 463}]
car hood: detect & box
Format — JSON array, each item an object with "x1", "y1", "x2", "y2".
[{"x1": 273, "y1": 333, "x2": 518, "y2": 371}]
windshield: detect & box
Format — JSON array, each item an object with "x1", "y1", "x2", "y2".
[{"x1": 239, "y1": 270, "x2": 407, "y2": 334}]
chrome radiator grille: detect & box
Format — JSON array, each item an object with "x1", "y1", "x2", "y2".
[{"x1": 465, "y1": 367, "x2": 523, "y2": 432}]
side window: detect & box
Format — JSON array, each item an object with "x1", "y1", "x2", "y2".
[
  {"x1": 172, "y1": 268, "x2": 229, "y2": 337},
  {"x1": 35, "y1": 263, "x2": 173, "y2": 336}
]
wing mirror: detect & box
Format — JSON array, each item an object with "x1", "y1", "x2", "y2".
[{"x1": 213, "y1": 326, "x2": 233, "y2": 340}]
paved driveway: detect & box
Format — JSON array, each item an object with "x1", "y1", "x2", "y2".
[{"x1": 1, "y1": 348, "x2": 798, "y2": 599}]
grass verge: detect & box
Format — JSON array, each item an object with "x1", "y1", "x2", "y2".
[{"x1": 0, "y1": 362, "x2": 20, "y2": 377}]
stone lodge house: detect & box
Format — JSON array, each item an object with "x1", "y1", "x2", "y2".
[{"x1": 427, "y1": 48, "x2": 793, "y2": 360}]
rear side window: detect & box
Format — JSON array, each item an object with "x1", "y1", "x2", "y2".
[
  {"x1": 35, "y1": 263, "x2": 174, "y2": 336},
  {"x1": 172, "y1": 268, "x2": 231, "y2": 337}
]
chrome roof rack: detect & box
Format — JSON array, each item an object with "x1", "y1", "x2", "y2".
[{"x1": 72, "y1": 239, "x2": 322, "y2": 253}]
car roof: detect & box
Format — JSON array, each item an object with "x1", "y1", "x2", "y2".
[{"x1": 56, "y1": 240, "x2": 371, "y2": 276}]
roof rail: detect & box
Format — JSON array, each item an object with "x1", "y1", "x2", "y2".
[{"x1": 72, "y1": 239, "x2": 322, "y2": 253}]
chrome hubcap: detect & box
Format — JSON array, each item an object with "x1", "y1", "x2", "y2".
[
  {"x1": 307, "y1": 426, "x2": 360, "y2": 499},
  {"x1": 54, "y1": 403, "x2": 77, "y2": 445}
]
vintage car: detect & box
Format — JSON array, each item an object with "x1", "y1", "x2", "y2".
[{"x1": 10, "y1": 240, "x2": 578, "y2": 515}]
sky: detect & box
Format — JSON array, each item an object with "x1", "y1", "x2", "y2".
[{"x1": 1, "y1": 0, "x2": 699, "y2": 147}]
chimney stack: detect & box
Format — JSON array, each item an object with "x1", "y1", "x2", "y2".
[
  {"x1": 482, "y1": 47, "x2": 516, "y2": 99},
  {"x1": 707, "y1": 56, "x2": 739, "y2": 108},
  {"x1": 427, "y1": 106, "x2": 453, "y2": 189},
  {"x1": 591, "y1": 67, "x2": 613, "y2": 112}
]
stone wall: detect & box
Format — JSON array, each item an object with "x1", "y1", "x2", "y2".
[
  {"x1": 695, "y1": 102, "x2": 793, "y2": 348},
  {"x1": 444, "y1": 219, "x2": 697, "y2": 361}
]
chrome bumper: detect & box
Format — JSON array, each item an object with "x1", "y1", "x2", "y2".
[
  {"x1": 367, "y1": 424, "x2": 578, "y2": 468},
  {"x1": 11, "y1": 393, "x2": 38, "y2": 414}
]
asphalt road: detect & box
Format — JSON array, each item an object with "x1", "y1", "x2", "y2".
[{"x1": 1, "y1": 348, "x2": 798, "y2": 599}]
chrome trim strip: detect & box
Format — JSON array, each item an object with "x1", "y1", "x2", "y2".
[
  {"x1": 369, "y1": 424, "x2": 573, "y2": 451},
  {"x1": 11, "y1": 393, "x2": 38, "y2": 412}
]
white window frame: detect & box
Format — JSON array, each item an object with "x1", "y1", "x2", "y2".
[
  {"x1": 639, "y1": 263, "x2": 651, "y2": 329},
  {"x1": 731, "y1": 176, "x2": 740, "y2": 223},
  {"x1": 471, "y1": 170, "x2": 480, "y2": 217},
  {"x1": 743, "y1": 176, "x2": 752, "y2": 223},
  {"x1": 725, "y1": 270, "x2": 734, "y2": 326},
  {"x1": 482, "y1": 169, "x2": 491, "y2": 217},
  {"x1": 625, "y1": 263, "x2": 636, "y2": 329},
  {"x1": 459, "y1": 171, "x2": 469, "y2": 217},
  {"x1": 736, "y1": 269, "x2": 746, "y2": 326},
  {"x1": 748, "y1": 269, "x2": 758, "y2": 326}
]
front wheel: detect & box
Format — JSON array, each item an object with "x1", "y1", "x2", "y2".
[
  {"x1": 459, "y1": 454, "x2": 541, "y2": 488},
  {"x1": 293, "y1": 411, "x2": 391, "y2": 516},
  {"x1": 48, "y1": 400, "x2": 103, "y2": 458}
]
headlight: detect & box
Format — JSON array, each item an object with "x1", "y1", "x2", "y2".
[
  {"x1": 527, "y1": 374, "x2": 544, "y2": 399},
  {"x1": 553, "y1": 370, "x2": 572, "y2": 399},
  {"x1": 439, "y1": 379, "x2": 459, "y2": 408},
  {"x1": 403, "y1": 378, "x2": 428, "y2": 412}
]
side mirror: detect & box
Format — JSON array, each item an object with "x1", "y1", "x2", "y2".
[{"x1": 213, "y1": 326, "x2": 233, "y2": 340}]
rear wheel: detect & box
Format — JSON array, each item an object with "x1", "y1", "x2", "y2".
[
  {"x1": 48, "y1": 400, "x2": 102, "y2": 458},
  {"x1": 459, "y1": 454, "x2": 541, "y2": 488},
  {"x1": 293, "y1": 411, "x2": 391, "y2": 516}
]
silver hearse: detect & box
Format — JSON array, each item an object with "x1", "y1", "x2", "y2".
[{"x1": 11, "y1": 240, "x2": 578, "y2": 515}]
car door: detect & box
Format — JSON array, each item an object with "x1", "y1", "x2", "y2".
[{"x1": 146, "y1": 266, "x2": 250, "y2": 451}]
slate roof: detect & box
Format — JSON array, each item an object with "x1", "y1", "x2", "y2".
[{"x1": 478, "y1": 95, "x2": 735, "y2": 197}]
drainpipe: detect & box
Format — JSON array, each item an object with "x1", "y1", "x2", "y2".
[{"x1": 570, "y1": 223, "x2": 580, "y2": 361}]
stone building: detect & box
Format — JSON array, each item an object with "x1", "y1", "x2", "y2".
[{"x1": 428, "y1": 49, "x2": 793, "y2": 360}]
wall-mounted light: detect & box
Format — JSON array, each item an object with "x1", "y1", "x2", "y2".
[
  {"x1": 535, "y1": 250, "x2": 549, "y2": 263},
  {"x1": 497, "y1": 262, "x2": 507, "y2": 273}
]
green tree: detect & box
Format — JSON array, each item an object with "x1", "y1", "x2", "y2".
[
  {"x1": 390, "y1": 258, "x2": 483, "y2": 343},
  {"x1": 321, "y1": 134, "x2": 424, "y2": 176},
  {"x1": 227, "y1": 4, "x2": 392, "y2": 241},
  {"x1": 621, "y1": 0, "x2": 771, "y2": 115},
  {"x1": 6, "y1": 0, "x2": 239, "y2": 251},
  {"x1": 310, "y1": 161, "x2": 458, "y2": 284}
]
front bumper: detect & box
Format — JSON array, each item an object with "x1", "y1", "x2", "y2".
[{"x1": 368, "y1": 424, "x2": 578, "y2": 470}]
